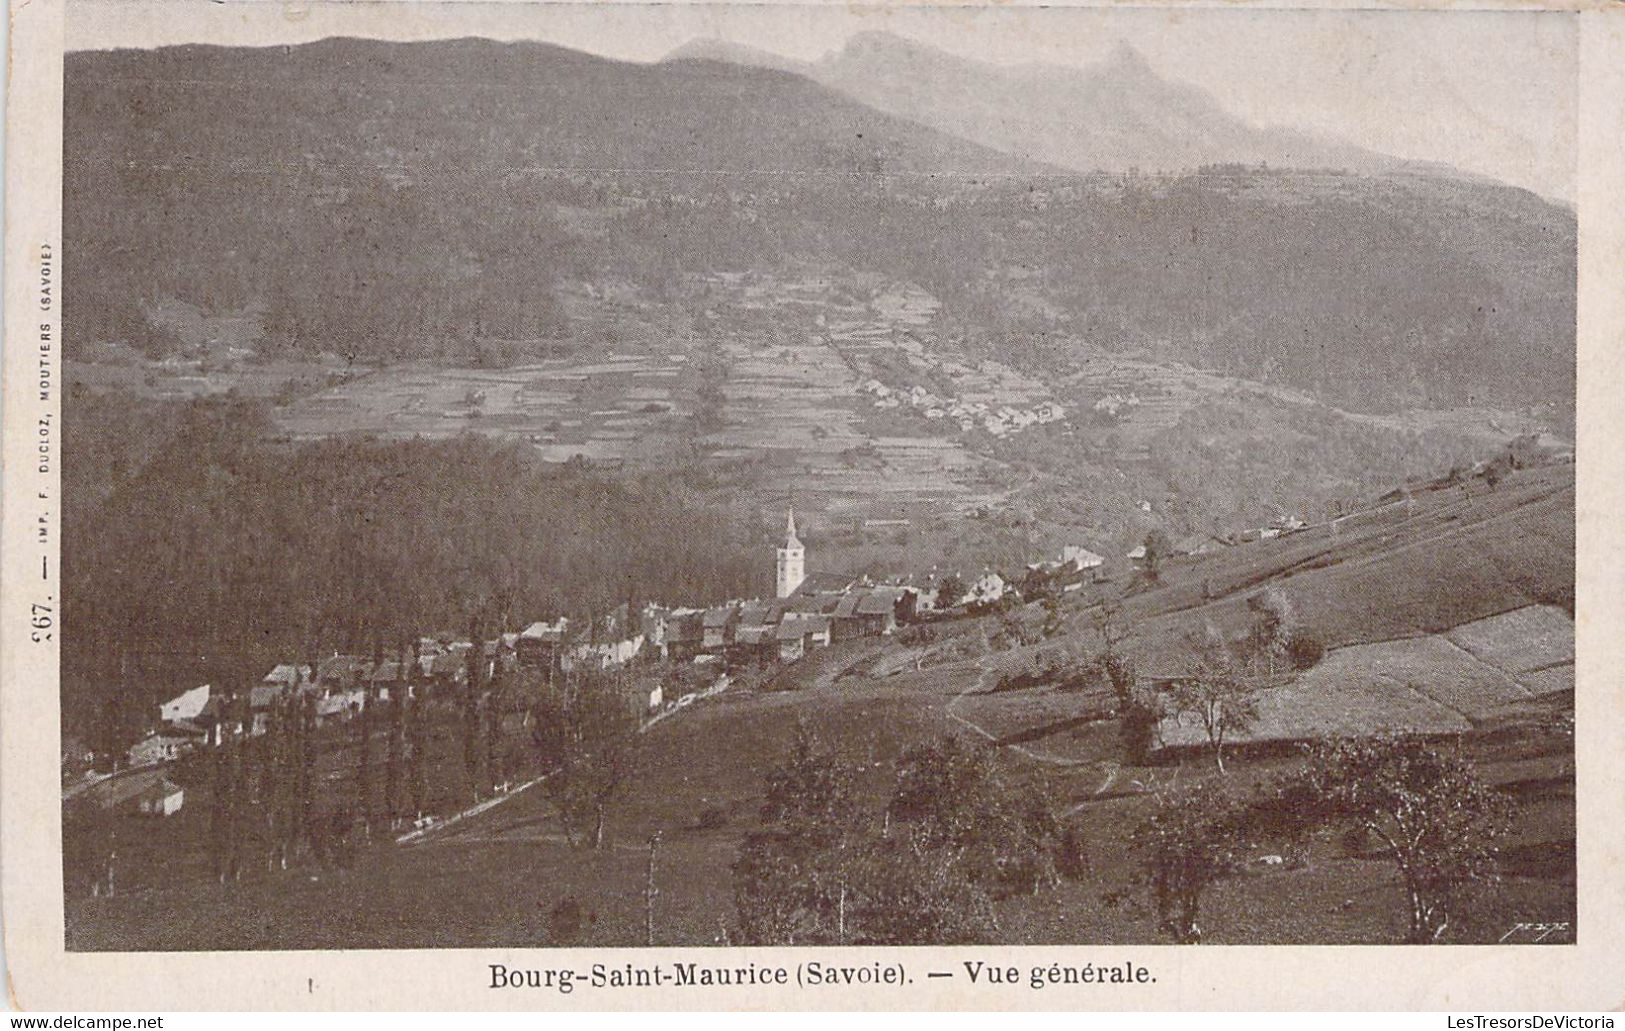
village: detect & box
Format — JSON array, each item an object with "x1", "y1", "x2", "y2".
[
  {"x1": 66, "y1": 490, "x2": 1350, "y2": 827},
  {"x1": 66, "y1": 511, "x2": 1039, "y2": 810},
  {"x1": 57, "y1": 419, "x2": 1575, "y2": 951},
  {"x1": 38, "y1": 13, "x2": 1586, "y2": 970},
  {"x1": 858, "y1": 377, "x2": 1066, "y2": 437}
]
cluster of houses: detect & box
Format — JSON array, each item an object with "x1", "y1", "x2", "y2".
[
  {"x1": 1123, "y1": 514, "x2": 1310, "y2": 563},
  {"x1": 1092, "y1": 392, "x2": 1143, "y2": 420},
  {"x1": 97, "y1": 513, "x2": 1130, "y2": 811},
  {"x1": 117, "y1": 638, "x2": 526, "y2": 778},
  {"x1": 518, "y1": 576, "x2": 916, "y2": 673},
  {"x1": 857, "y1": 378, "x2": 1065, "y2": 437}
]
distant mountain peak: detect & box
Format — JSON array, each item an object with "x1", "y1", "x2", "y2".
[
  {"x1": 840, "y1": 30, "x2": 920, "y2": 56},
  {"x1": 1100, "y1": 40, "x2": 1154, "y2": 76},
  {"x1": 663, "y1": 37, "x2": 808, "y2": 74},
  {"x1": 661, "y1": 29, "x2": 1425, "y2": 182}
]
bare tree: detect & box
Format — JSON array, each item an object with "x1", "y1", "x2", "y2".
[
  {"x1": 355, "y1": 639, "x2": 381, "y2": 839},
  {"x1": 1285, "y1": 737, "x2": 1512, "y2": 943},
  {"x1": 1167, "y1": 624, "x2": 1259, "y2": 773},
  {"x1": 531, "y1": 670, "x2": 640, "y2": 850},
  {"x1": 406, "y1": 650, "x2": 428, "y2": 823},
  {"x1": 1127, "y1": 778, "x2": 1247, "y2": 944},
  {"x1": 1141, "y1": 530, "x2": 1172, "y2": 582},
  {"x1": 463, "y1": 615, "x2": 485, "y2": 802},
  {"x1": 484, "y1": 657, "x2": 509, "y2": 792},
  {"x1": 384, "y1": 642, "x2": 407, "y2": 829},
  {"x1": 644, "y1": 832, "x2": 661, "y2": 947}
]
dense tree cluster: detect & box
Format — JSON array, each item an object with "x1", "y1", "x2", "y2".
[
  {"x1": 731, "y1": 729, "x2": 1074, "y2": 945},
  {"x1": 529, "y1": 670, "x2": 644, "y2": 849},
  {"x1": 62, "y1": 394, "x2": 759, "y2": 747},
  {"x1": 1121, "y1": 736, "x2": 1514, "y2": 944}
]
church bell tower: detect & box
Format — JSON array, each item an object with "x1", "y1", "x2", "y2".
[{"x1": 776, "y1": 509, "x2": 806, "y2": 599}]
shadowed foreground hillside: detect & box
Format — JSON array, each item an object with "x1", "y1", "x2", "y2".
[{"x1": 65, "y1": 463, "x2": 1573, "y2": 949}]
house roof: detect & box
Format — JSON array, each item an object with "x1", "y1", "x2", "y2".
[
  {"x1": 317, "y1": 655, "x2": 370, "y2": 683},
  {"x1": 138, "y1": 779, "x2": 184, "y2": 803},
  {"x1": 703, "y1": 605, "x2": 739, "y2": 629},
  {"x1": 371, "y1": 659, "x2": 406, "y2": 682},
  {"x1": 316, "y1": 694, "x2": 354, "y2": 717},
  {"x1": 776, "y1": 620, "x2": 811, "y2": 641},
  {"x1": 785, "y1": 593, "x2": 835, "y2": 614},
  {"x1": 249, "y1": 685, "x2": 282, "y2": 709},
  {"x1": 857, "y1": 588, "x2": 904, "y2": 615},
  {"x1": 734, "y1": 625, "x2": 774, "y2": 646},
  {"x1": 262, "y1": 663, "x2": 311, "y2": 686},
  {"x1": 666, "y1": 611, "x2": 705, "y2": 642},
  {"x1": 833, "y1": 592, "x2": 866, "y2": 618},
  {"x1": 92, "y1": 769, "x2": 166, "y2": 808},
  {"x1": 428, "y1": 653, "x2": 464, "y2": 678},
  {"x1": 787, "y1": 614, "x2": 831, "y2": 635},
  {"x1": 132, "y1": 732, "x2": 193, "y2": 749},
  {"x1": 161, "y1": 684, "x2": 210, "y2": 708}
]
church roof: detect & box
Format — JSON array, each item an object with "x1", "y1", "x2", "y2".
[
  {"x1": 783, "y1": 509, "x2": 803, "y2": 549},
  {"x1": 796, "y1": 572, "x2": 857, "y2": 596}
]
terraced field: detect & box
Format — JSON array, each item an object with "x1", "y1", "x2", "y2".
[{"x1": 1157, "y1": 604, "x2": 1573, "y2": 751}]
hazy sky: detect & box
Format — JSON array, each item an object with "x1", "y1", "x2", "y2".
[{"x1": 68, "y1": 1, "x2": 1577, "y2": 201}]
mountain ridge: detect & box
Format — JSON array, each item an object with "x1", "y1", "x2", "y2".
[
  {"x1": 65, "y1": 35, "x2": 1576, "y2": 416},
  {"x1": 666, "y1": 31, "x2": 1409, "y2": 180}
]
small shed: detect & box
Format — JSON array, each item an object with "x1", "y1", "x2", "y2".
[{"x1": 137, "y1": 779, "x2": 185, "y2": 817}]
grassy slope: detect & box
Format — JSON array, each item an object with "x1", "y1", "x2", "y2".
[{"x1": 1116, "y1": 463, "x2": 1573, "y2": 675}]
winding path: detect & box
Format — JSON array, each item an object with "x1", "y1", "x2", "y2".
[{"x1": 939, "y1": 654, "x2": 1141, "y2": 813}]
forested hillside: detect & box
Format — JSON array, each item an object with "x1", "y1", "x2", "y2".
[
  {"x1": 62, "y1": 394, "x2": 762, "y2": 743},
  {"x1": 65, "y1": 38, "x2": 1574, "y2": 415}
]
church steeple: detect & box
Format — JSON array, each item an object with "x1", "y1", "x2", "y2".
[{"x1": 776, "y1": 508, "x2": 806, "y2": 598}]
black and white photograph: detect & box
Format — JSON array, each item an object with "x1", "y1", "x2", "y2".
[{"x1": 21, "y1": 0, "x2": 1595, "y2": 970}]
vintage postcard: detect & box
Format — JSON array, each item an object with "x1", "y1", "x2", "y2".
[{"x1": 4, "y1": 0, "x2": 1623, "y2": 1011}]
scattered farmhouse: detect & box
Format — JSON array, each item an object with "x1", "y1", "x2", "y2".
[
  {"x1": 1172, "y1": 534, "x2": 1227, "y2": 557},
  {"x1": 1060, "y1": 545, "x2": 1105, "y2": 571},
  {"x1": 158, "y1": 684, "x2": 211, "y2": 724},
  {"x1": 969, "y1": 572, "x2": 1008, "y2": 606}
]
